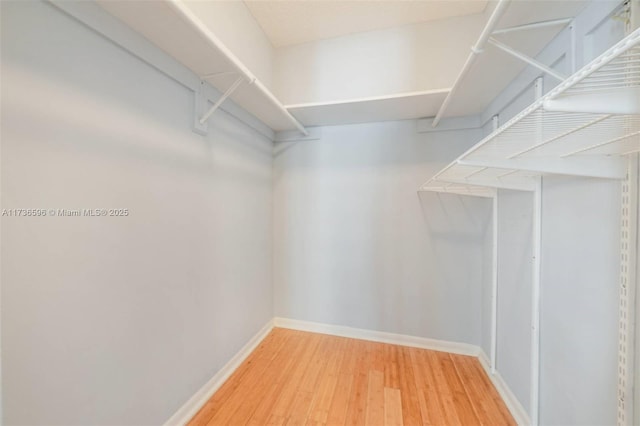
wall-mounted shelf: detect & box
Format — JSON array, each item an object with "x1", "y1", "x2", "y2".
[
  {"x1": 96, "y1": 0, "x2": 307, "y2": 134},
  {"x1": 285, "y1": 89, "x2": 449, "y2": 127},
  {"x1": 421, "y1": 27, "x2": 640, "y2": 197}
]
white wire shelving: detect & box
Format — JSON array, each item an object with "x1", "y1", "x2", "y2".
[{"x1": 421, "y1": 27, "x2": 640, "y2": 197}]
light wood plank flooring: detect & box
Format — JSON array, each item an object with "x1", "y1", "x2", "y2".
[{"x1": 188, "y1": 328, "x2": 516, "y2": 426}]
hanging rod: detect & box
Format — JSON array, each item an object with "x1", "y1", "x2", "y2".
[
  {"x1": 166, "y1": 0, "x2": 309, "y2": 136},
  {"x1": 431, "y1": 0, "x2": 511, "y2": 127},
  {"x1": 200, "y1": 71, "x2": 239, "y2": 80},
  {"x1": 492, "y1": 17, "x2": 573, "y2": 35}
]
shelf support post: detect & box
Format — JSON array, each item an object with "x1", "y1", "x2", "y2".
[
  {"x1": 621, "y1": 6, "x2": 639, "y2": 420},
  {"x1": 490, "y1": 192, "x2": 500, "y2": 375},
  {"x1": 530, "y1": 76, "x2": 543, "y2": 426},
  {"x1": 531, "y1": 177, "x2": 542, "y2": 426},
  {"x1": 193, "y1": 81, "x2": 208, "y2": 135},
  {"x1": 490, "y1": 114, "x2": 500, "y2": 375},
  {"x1": 619, "y1": 155, "x2": 639, "y2": 426}
]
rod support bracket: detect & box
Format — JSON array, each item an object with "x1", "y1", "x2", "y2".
[{"x1": 193, "y1": 80, "x2": 208, "y2": 136}]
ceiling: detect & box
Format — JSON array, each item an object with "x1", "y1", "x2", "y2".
[{"x1": 244, "y1": 0, "x2": 489, "y2": 47}]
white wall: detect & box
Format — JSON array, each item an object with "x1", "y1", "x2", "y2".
[
  {"x1": 480, "y1": 202, "x2": 494, "y2": 358},
  {"x1": 273, "y1": 14, "x2": 484, "y2": 105},
  {"x1": 539, "y1": 176, "x2": 620, "y2": 425},
  {"x1": 1, "y1": 1, "x2": 273, "y2": 424},
  {"x1": 496, "y1": 190, "x2": 534, "y2": 415},
  {"x1": 273, "y1": 122, "x2": 491, "y2": 344},
  {"x1": 183, "y1": 0, "x2": 275, "y2": 89}
]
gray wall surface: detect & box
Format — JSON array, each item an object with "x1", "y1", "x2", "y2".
[
  {"x1": 539, "y1": 176, "x2": 620, "y2": 425},
  {"x1": 1, "y1": 2, "x2": 273, "y2": 424},
  {"x1": 496, "y1": 189, "x2": 534, "y2": 415},
  {"x1": 480, "y1": 200, "x2": 494, "y2": 358},
  {"x1": 273, "y1": 122, "x2": 492, "y2": 344}
]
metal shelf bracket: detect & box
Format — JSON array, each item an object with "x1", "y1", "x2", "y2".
[
  {"x1": 193, "y1": 76, "x2": 246, "y2": 135},
  {"x1": 488, "y1": 37, "x2": 567, "y2": 82}
]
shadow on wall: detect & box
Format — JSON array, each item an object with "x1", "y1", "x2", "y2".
[
  {"x1": 418, "y1": 190, "x2": 492, "y2": 340},
  {"x1": 272, "y1": 121, "x2": 452, "y2": 169},
  {"x1": 4, "y1": 64, "x2": 273, "y2": 176},
  {"x1": 418, "y1": 190, "x2": 491, "y2": 288},
  {"x1": 272, "y1": 123, "x2": 491, "y2": 342},
  {"x1": 418, "y1": 191, "x2": 491, "y2": 241}
]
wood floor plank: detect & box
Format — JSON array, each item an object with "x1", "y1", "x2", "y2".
[
  {"x1": 426, "y1": 350, "x2": 463, "y2": 426},
  {"x1": 326, "y1": 372, "x2": 355, "y2": 425},
  {"x1": 187, "y1": 328, "x2": 516, "y2": 426},
  {"x1": 245, "y1": 332, "x2": 312, "y2": 425},
  {"x1": 239, "y1": 330, "x2": 311, "y2": 425},
  {"x1": 204, "y1": 331, "x2": 295, "y2": 425},
  {"x1": 384, "y1": 387, "x2": 403, "y2": 426},
  {"x1": 383, "y1": 344, "x2": 400, "y2": 389},
  {"x1": 263, "y1": 333, "x2": 324, "y2": 425},
  {"x1": 438, "y1": 353, "x2": 481, "y2": 425},
  {"x1": 364, "y1": 370, "x2": 385, "y2": 426},
  {"x1": 370, "y1": 341, "x2": 385, "y2": 373},
  {"x1": 189, "y1": 329, "x2": 290, "y2": 426},
  {"x1": 452, "y1": 355, "x2": 517, "y2": 426},
  {"x1": 344, "y1": 339, "x2": 371, "y2": 426},
  {"x1": 409, "y1": 347, "x2": 446, "y2": 425},
  {"x1": 326, "y1": 338, "x2": 357, "y2": 425},
  {"x1": 284, "y1": 335, "x2": 335, "y2": 425},
  {"x1": 396, "y1": 346, "x2": 422, "y2": 426},
  {"x1": 306, "y1": 337, "x2": 347, "y2": 424}
]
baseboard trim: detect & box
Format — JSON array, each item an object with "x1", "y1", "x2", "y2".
[
  {"x1": 164, "y1": 317, "x2": 528, "y2": 426},
  {"x1": 478, "y1": 351, "x2": 531, "y2": 426},
  {"x1": 163, "y1": 319, "x2": 274, "y2": 426},
  {"x1": 273, "y1": 317, "x2": 480, "y2": 356},
  {"x1": 276, "y1": 317, "x2": 529, "y2": 425}
]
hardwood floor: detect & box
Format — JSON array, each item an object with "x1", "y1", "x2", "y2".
[{"x1": 188, "y1": 328, "x2": 516, "y2": 426}]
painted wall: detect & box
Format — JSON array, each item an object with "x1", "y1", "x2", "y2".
[
  {"x1": 480, "y1": 201, "x2": 494, "y2": 358},
  {"x1": 496, "y1": 190, "x2": 533, "y2": 415},
  {"x1": 273, "y1": 14, "x2": 484, "y2": 105},
  {"x1": 539, "y1": 176, "x2": 620, "y2": 425},
  {"x1": 1, "y1": 1, "x2": 273, "y2": 424},
  {"x1": 273, "y1": 122, "x2": 492, "y2": 344}
]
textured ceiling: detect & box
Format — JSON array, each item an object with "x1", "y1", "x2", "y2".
[{"x1": 244, "y1": 0, "x2": 489, "y2": 47}]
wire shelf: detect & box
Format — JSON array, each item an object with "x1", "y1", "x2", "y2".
[{"x1": 421, "y1": 28, "x2": 640, "y2": 197}]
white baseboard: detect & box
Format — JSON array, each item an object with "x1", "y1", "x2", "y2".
[
  {"x1": 164, "y1": 317, "x2": 528, "y2": 426},
  {"x1": 478, "y1": 351, "x2": 530, "y2": 426},
  {"x1": 275, "y1": 317, "x2": 529, "y2": 425},
  {"x1": 163, "y1": 319, "x2": 274, "y2": 426},
  {"x1": 273, "y1": 317, "x2": 480, "y2": 356}
]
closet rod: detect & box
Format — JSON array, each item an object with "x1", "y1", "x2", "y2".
[
  {"x1": 431, "y1": 0, "x2": 511, "y2": 127},
  {"x1": 492, "y1": 17, "x2": 572, "y2": 35}
]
